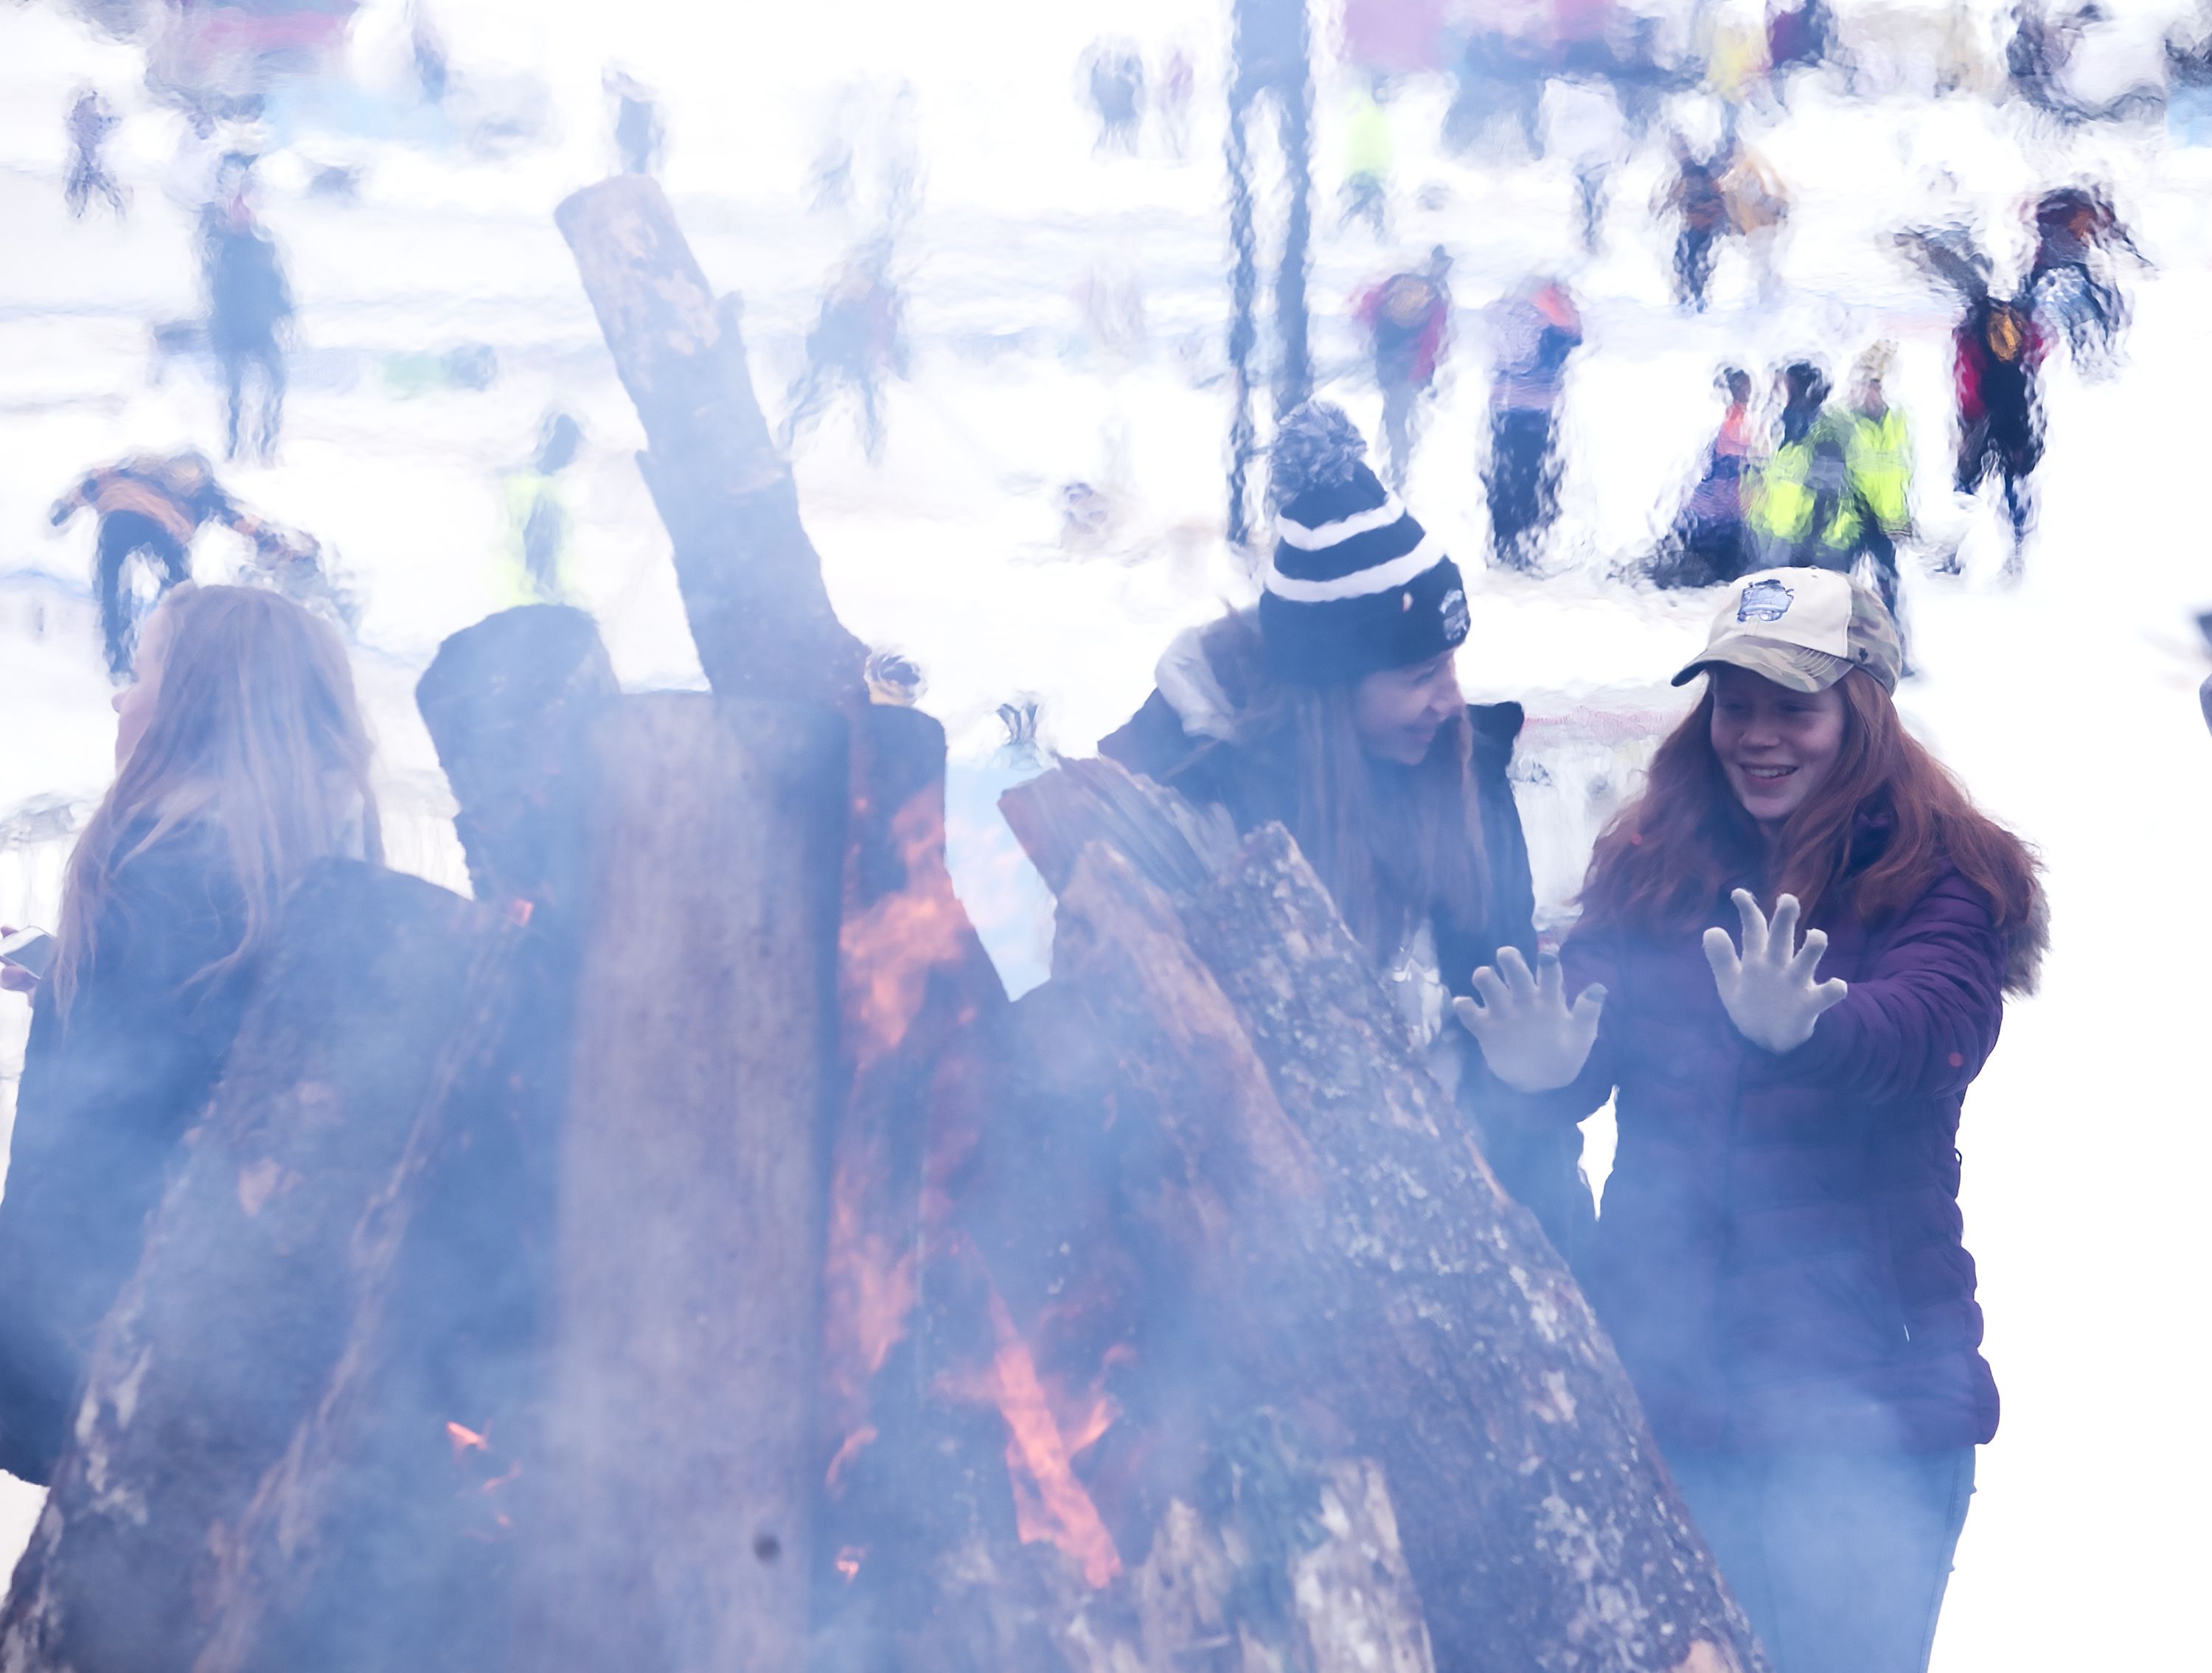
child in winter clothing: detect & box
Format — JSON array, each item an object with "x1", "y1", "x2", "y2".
[
  {"x1": 1103, "y1": 402, "x2": 1590, "y2": 1259},
  {"x1": 1456, "y1": 568, "x2": 2043, "y2": 1673}
]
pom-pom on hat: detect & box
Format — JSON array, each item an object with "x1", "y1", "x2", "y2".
[{"x1": 1259, "y1": 402, "x2": 1470, "y2": 684}]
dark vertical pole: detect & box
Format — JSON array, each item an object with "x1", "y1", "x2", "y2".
[
  {"x1": 1225, "y1": 90, "x2": 1259, "y2": 548},
  {"x1": 1225, "y1": 0, "x2": 1316, "y2": 546}
]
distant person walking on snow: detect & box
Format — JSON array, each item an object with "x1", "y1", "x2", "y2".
[
  {"x1": 779, "y1": 243, "x2": 909, "y2": 462},
  {"x1": 1340, "y1": 80, "x2": 1394, "y2": 236},
  {"x1": 1355, "y1": 248, "x2": 1452, "y2": 492},
  {"x1": 1484, "y1": 278, "x2": 1582, "y2": 571},
  {"x1": 2025, "y1": 184, "x2": 2143, "y2": 375},
  {"x1": 64, "y1": 89, "x2": 125, "y2": 220},
  {"x1": 1654, "y1": 366, "x2": 1759, "y2": 590},
  {"x1": 1663, "y1": 139, "x2": 1733, "y2": 311},
  {"x1": 49, "y1": 451, "x2": 286, "y2": 676},
  {"x1": 498, "y1": 414, "x2": 584, "y2": 606},
  {"x1": 1084, "y1": 41, "x2": 1146, "y2": 154},
  {"x1": 200, "y1": 187, "x2": 293, "y2": 463},
  {"x1": 1157, "y1": 46, "x2": 1195, "y2": 159}
]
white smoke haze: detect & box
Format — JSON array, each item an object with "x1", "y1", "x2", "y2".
[{"x1": 0, "y1": 0, "x2": 2207, "y2": 1666}]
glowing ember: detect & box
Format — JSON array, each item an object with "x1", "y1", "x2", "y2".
[
  {"x1": 835, "y1": 1545, "x2": 867, "y2": 1583},
  {"x1": 445, "y1": 1420, "x2": 489, "y2": 1459},
  {"x1": 824, "y1": 1425, "x2": 878, "y2": 1495},
  {"x1": 942, "y1": 1284, "x2": 1123, "y2": 1590}
]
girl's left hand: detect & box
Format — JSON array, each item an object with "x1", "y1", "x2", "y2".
[{"x1": 1703, "y1": 889, "x2": 1848, "y2": 1054}]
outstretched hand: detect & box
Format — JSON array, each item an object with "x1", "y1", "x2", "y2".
[
  {"x1": 1453, "y1": 946, "x2": 1606, "y2": 1094},
  {"x1": 1703, "y1": 889, "x2": 1848, "y2": 1054}
]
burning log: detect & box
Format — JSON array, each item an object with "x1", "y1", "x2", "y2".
[
  {"x1": 554, "y1": 174, "x2": 867, "y2": 714},
  {"x1": 988, "y1": 761, "x2": 1767, "y2": 1673},
  {"x1": 0, "y1": 865, "x2": 510, "y2": 1673},
  {"x1": 507, "y1": 694, "x2": 846, "y2": 1673}
]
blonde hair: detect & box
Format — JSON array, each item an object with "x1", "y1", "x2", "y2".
[{"x1": 55, "y1": 584, "x2": 382, "y2": 1014}]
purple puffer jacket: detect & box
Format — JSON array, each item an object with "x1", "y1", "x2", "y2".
[{"x1": 1552, "y1": 862, "x2": 2011, "y2": 1455}]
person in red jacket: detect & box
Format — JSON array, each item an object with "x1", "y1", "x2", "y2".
[
  {"x1": 1354, "y1": 247, "x2": 1452, "y2": 491},
  {"x1": 1456, "y1": 568, "x2": 2044, "y2": 1673}
]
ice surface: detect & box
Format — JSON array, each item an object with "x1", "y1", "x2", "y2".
[{"x1": 1, "y1": 0, "x2": 2209, "y2": 1660}]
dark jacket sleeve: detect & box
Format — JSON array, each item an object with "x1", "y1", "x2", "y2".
[
  {"x1": 1097, "y1": 689, "x2": 1197, "y2": 785},
  {"x1": 0, "y1": 834, "x2": 250, "y2": 1482},
  {"x1": 1761, "y1": 872, "x2": 2008, "y2": 1102},
  {"x1": 1448, "y1": 702, "x2": 1599, "y2": 1262}
]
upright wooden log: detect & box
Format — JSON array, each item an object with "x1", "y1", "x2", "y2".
[
  {"x1": 0, "y1": 865, "x2": 504, "y2": 1673},
  {"x1": 555, "y1": 175, "x2": 867, "y2": 714},
  {"x1": 507, "y1": 694, "x2": 846, "y2": 1673},
  {"x1": 998, "y1": 761, "x2": 1766, "y2": 1673}
]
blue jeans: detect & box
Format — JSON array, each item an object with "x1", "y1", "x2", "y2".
[{"x1": 1667, "y1": 1447, "x2": 1975, "y2": 1673}]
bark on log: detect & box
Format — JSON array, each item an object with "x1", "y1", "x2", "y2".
[
  {"x1": 996, "y1": 762, "x2": 1766, "y2": 1673},
  {"x1": 0, "y1": 864, "x2": 503, "y2": 1673},
  {"x1": 507, "y1": 694, "x2": 846, "y2": 1673},
  {"x1": 555, "y1": 175, "x2": 867, "y2": 713}
]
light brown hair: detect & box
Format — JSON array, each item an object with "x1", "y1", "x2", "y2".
[{"x1": 55, "y1": 585, "x2": 382, "y2": 1013}]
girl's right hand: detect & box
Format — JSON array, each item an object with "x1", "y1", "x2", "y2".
[{"x1": 1453, "y1": 947, "x2": 1607, "y2": 1094}]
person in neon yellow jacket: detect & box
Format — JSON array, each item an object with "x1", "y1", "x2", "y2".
[
  {"x1": 496, "y1": 414, "x2": 582, "y2": 608},
  {"x1": 1341, "y1": 78, "x2": 1394, "y2": 235},
  {"x1": 1745, "y1": 348, "x2": 1911, "y2": 624}
]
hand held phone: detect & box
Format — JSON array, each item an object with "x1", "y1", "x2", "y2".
[{"x1": 0, "y1": 929, "x2": 58, "y2": 983}]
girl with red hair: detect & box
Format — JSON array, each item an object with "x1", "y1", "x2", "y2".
[{"x1": 1457, "y1": 568, "x2": 2043, "y2": 1673}]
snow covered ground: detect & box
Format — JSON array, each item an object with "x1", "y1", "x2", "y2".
[{"x1": 2, "y1": 0, "x2": 2210, "y2": 1663}]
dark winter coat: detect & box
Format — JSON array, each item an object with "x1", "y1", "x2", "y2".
[
  {"x1": 0, "y1": 821, "x2": 253, "y2": 1484},
  {"x1": 1551, "y1": 842, "x2": 2014, "y2": 1455},
  {"x1": 1099, "y1": 619, "x2": 1595, "y2": 1262}
]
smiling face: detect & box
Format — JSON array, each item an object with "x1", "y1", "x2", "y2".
[
  {"x1": 1352, "y1": 650, "x2": 1464, "y2": 766},
  {"x1": 1709, "y1": 664, "x2": 1848, "y2": 831}
]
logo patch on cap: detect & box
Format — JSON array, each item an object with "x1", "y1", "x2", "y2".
[
  {"x1": 1738, "y1": 578, "x2": 1794, "y2": 623},
  {"x1": 1439, "y1": 587, "x2": 1469, "y2": 640}
]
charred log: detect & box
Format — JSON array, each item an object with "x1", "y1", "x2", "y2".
[
  {"x1": 0, "y1": 865, "x2": 507, "y2": 1673},
  {"x1": 993, "y1": 761, "x2": 1766, "y2": 1673}
]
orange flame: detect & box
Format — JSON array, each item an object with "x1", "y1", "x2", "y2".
[
  {"x1": 445, "y1": 1420, "x2": 488, "y2": 1459},
  {"x1": 941, "y1": 1284, "x2": 1123, "y2": 1589},
  {"x1": 835, "y1": 1545, "x2": 866, "y2": 1583},
  {"x1": 839, "y1": 794, "x2": 974, "y2": 1071}
]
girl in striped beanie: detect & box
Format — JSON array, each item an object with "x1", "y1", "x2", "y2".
[{"x1": 1102, "y1": 403, "x2": 1589, "y2": 1259}]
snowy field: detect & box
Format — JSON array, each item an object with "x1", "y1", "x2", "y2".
[{"x1": 2, "y1": 0, "x2": 2210, "y2": 1664}]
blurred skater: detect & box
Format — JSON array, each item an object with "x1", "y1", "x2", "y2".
[
  {"x1": 2025, "y1": 185, "x2": 2143, "y2": 376},
  {"x1": 1084, "y1": 41, "x2": 1145, "y2": 154},
  {"x1": 1721, "y1": 139, "x2": 1790, "y2": 306},
  {"x1": 1835, "y1": 343, "x2": 1914, "y2": 622},
  {"x1": 49, "y1": 451, "x2": 288, "y2": 676},
  {"x1": 779, "y1": 243, "x2": 909, "y2": 462},
  {"x1": 499, "y1": 413, "x2": 584, "y2": 606},
  {"x1": 1341, "y1": 79, "x2": 1394, "y2": 236},
  {"x1": 1485, "y1": 279, "x2": 1582, "y2": 571},
  {"x1": 1663, "y1": 139, "x2": 1733, "y2": 310},
  {"x1": 1652, "y1": 366, "x2": 1758, "y2": 590},
  {"x1": 607, "y1": 70, "x2": 664, "y2": 176},
  {"x1": 64, "y1": 89, "x2": 125, "y2": 220},
  {"x1": 199, "y1": 183, "x2": 292, "y2": 462},
  {"x1": 1355, "y1": 248, "x2": 1452, "y2": 492}
]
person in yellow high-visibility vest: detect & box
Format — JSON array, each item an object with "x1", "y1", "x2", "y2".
[
  {"x1": 1835, "y1": 341, "x2": 1913, "y2": 624},
  {"x1": 497, "y1": 413, "x2": 582, "y2": 608}
]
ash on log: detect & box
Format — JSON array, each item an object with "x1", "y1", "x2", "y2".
[
  {"x1": 0, "y1": 866, "x2": 510, "y2": 1673},
  {"x1": 995, "y1": 762, "x2": 1767, "y2": 1673},
  {"x1": 507, "y1": 694, "x2": 846, "y2": 1673}
]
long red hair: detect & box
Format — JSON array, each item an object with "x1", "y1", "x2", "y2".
[{"x1": 1579, "y1": 669, "x2": 2045, "y2": 992}]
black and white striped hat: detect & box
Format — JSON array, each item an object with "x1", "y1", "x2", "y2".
[{"x1": 1259, "y1": 403, "x2": 1470, "y2": 684}]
